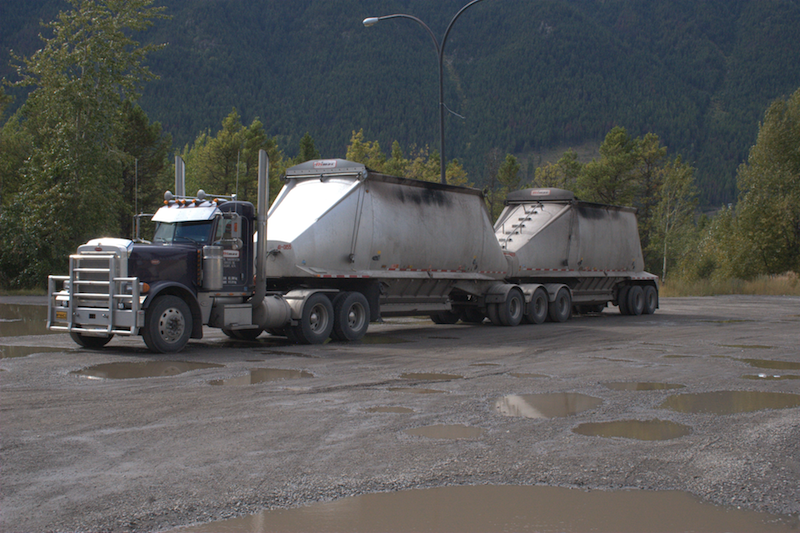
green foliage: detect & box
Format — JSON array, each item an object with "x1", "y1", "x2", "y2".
[
  {"x1": 182, "y1": 109, "x2": 285, "y2": 205},
  {"x1": 0, "y1": 0, "x2": 168, "y2": 289},
  {"x1": 732, "y1": 87, "x2": 800, "y2": 277},
  {"x1": 295, "y1": 132, "x2": 320, "y2": 163}
]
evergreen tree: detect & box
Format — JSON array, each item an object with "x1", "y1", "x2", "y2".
[{"x1": 296, "y1": 132, "x2": 320, "y2": 163}]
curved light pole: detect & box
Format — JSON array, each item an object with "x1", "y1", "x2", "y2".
[{"x1": 363, "y1": 0, "x2": 486, "y2": 184}]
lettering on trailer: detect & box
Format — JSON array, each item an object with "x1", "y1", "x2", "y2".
[
  {"x1": 314, "y1": 160, "x2": 338, "y2": 169},
  {"x1": 529, "y1": 189, "x2": 551, "y2": 197}
]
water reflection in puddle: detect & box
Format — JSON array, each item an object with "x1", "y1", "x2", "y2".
[
  {"x1": 660, "y1": 391, "x2": 800, "y2": 414},
  {"x1": 404, "y1": 424, "x2": 485, "y2": 439},
  {"x1": 573, "y1": 419, "x2": 693, "y2": 440},
  {"x1": 602, "y1": 382, "x2": 685, "y2": 391},
  {"x1": 494, "y1": 393, "x2": 602, "y2": 418},
  {"x1": 387, "y1": 387, "x2": 446, "y2": 395},
  {"x1": 737, "y1": 358, "x2": 800, "y2": 371},
  {"x1": 400, "y1": 372, "x2": 462, "y2": 381},
  {"x1": 742, "y1": 374, "x2": 800, "y2": 381},
  {"x1": 0, "y1": 304, "x2": 56, "y2": 337},
  {"x1": 209, "y1": 368, "x2": 313, "y2": 386},
  {"x1": 0, "y1": 345, "x2": 67, "y2": 358},
  {"x1": 365, "y1": 406, "x2": 414, "y2": 414},
  {"x1": 72, "y1": 361, "x2": 223, "y2": 379},
  {"x1": 174, "y1": 485, "x2": 797, "y2": 533}
]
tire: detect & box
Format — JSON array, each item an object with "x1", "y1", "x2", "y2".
[
  {"x1": 643, "y1": 285, "x2": 658, "y2": 315},
  {"x1": 332, "y1": 292, "x2": 370, "y2": 341},
  {"x1": 627, "y1": 285, "x2": 645, "y2": 316},
  {"x1": 498, "y1": 288, "x2": 524, "y2": 327},
  {"x1": 617, "y1": 286, "x2": 630, "y2": 315},
  {"x1": 461, "y1": 308, "x2": 485, "y2": 324},
  {"x1": 430, "y1": 310, "x2": 461, "y2": 325},
  {"x1": 548, "y1": 287, "x2": 572, "y2": 323},
  {"x1": 486, "y1": 303, "x2": 502, "y2": 326},
  {"x1": 70, "y1": 332, "x2": 113, "y2": 349},
  {"x1": 142, "y1": 295, "x2": 192, "y2": 353},
  {"x1": 290, "y1": 293, "x2": 334, "y2": 344},
  {"x1": 232, "y1": 328, "x2": 264, "y2": 341},
  {"x1": 523, "y1": 288, "x2": 548, "y2": 324}
]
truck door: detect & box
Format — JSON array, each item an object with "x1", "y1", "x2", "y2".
[{"x1": 214, "y1": 213, "x2": 248, "y2": 291}]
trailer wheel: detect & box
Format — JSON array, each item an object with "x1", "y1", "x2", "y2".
[
  {"x1": 70, "y1": 332, "x2": 114, "y2": 349},
  {"x1": 142, "y1": 295, "x2": 192, "y2": 353},
  {"x1": 627, "y1": 285, "x2": 645, "y2": 316},
  {"x1": 524, "y1": 288, "x2": 548, "y2": 324},
  {"x1": 548, "y1": 287, "x2": 572, "y2": 323},
  {"x1": 461, "y1": 308, "x2": 486, "y2": 324},
  {"x1": 498, "y1": 288, "x2": 524, "y2": 326},
  {"x1": 430, "y1": 310, "x2": 461, "y2": 325},
  {"x1": 291, "y1": 293, "x2": 334, "y2": 344},
  {"x1": 617, "y1": 286, "x2": 630, "y2": 315},
  {"x1": 332, "y1": 292, "x2": 370, "y2": 341},
  {"x1": 643, "y1": 286, "x2": 658, "y2": 315}
]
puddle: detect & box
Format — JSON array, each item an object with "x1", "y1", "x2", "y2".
[
  {"x1": 718, "y1": 344, "x2": 773, "y2": 350},
  {"x1": 400, "y1": 372, "x2": 462, "y2": 381},
  {"x1": 404, "y1": 424, "x2": 485, "y2": 439},
  {"x1": 209, "y1": 368, "x2": 313, "y2": 386},
  {"x1": 387, "y1": 387, "x2": 446, "y2": 394},
  {"x1": 660, "y1": 391, "x2": 800, "y2": 415},
  {"x1": 573, "y1": 419, "x2": 693, "y2": 440},
  {"x1": 742, "y1": 374, "x2": 800, "y2": 381},
  {"x1": 71, "y1": 361, "x2": 223, "y2": 379},
  {"x1": 0, "y1": 345, "x2": 68, "y2": 358},
  {"x1": 602, "y1": 382, "x2": 685, "y2": 391},
  {"x1": 0, "y1": 304, "x2": 57, "y2": 337},
  {"x1": 173, "y1": 485, "x2": 797, "y2": 533},
  {"x1": 509, "y1": 372, "x2": 548, "y2": 378},
  {"x1": 365, "y1": 406, "x2": 414, "y2": 414},
  {"x1": 494, "y1": 393, "x2": 602, "y2": 418},
  {"x1": 360, "y1": 335, "x2": 410, "y2": 344},
  {"x1": 737, "y1": 358, "x2": 800, "y2": 371}
]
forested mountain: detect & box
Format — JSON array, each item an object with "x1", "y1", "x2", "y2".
[{"x1": 2, "y1": 0, "x2": 799, "y2": 206}]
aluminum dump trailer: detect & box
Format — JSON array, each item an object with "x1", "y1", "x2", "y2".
[
  {"x1": 494, "y1": 188, "x2": 659, "y2": 322},
  {"x1": 265, "y1": 160, "x2": 510, "y2": 322}
]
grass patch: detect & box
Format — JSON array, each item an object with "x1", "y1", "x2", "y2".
[{"x1": 661, "y1": 273, "x2": 800, "y2": 297}]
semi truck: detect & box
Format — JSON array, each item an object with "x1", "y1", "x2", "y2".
[{"x1": 48, "y1": 150, "x2": 658, "y2": 352}]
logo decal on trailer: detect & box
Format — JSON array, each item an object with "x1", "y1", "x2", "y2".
[
  {"x1": 314, "y1": 160, "x2": 337, "y2": 169},
  {"x1": 223, "y1": 250, "x2": 240, "y2": 258},
  {"x1": 529, "y1": 189, "x2": 551, "y2": 196}
]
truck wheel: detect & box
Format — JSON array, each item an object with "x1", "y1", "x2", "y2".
[
  {"x1": 548, "y1": 287, "x2": 572, "y2": 323},
  {"x1": 291, "y1": 293, "x2": 334, "y2": 344},
  {"x1": 627, "y1": 285, "x2": 645, "y2": 316},
  {"x1": 142, "y1": 295, "x2": 192, "y2": 353},
  {"x1": 617, "y1": 286, "x2": 630, "y2": 315},
  {"x1": 643, "y1": 286, "x2": 658, "y2": 315},
  {"x1": 332, "y1": 292, "x2": 370, "y2": 341},
  {"x1": 498, "y1": 288, "x2": 524, "y2": 326},
  {"x1": 70, "y1": 332, "x2": 114, "y2": 349},
  {"x1": 523, "y1": 288, "x2": 548, "y2": 324}
]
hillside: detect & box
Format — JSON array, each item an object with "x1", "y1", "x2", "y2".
[{"x1": 2, "y1": 0, "x2": 799, "y2": 206}]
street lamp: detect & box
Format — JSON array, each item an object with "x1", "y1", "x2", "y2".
[{"x1": 363, "y1": 0, "x2": 486, "y2": 184}]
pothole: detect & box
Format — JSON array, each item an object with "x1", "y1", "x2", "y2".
[
  {"x1": 659, "y1": 391, "x2": 800, "y2": 414},
  {"x1": 573, "y1": 419, "x2": 692, "y2": 440},
  {"x1": 209, "y1": 368, "x2": 313, "y2": 386},
  {"x1": 494, "y1": 393, "x2": 602, "y2": 418},
  {"x1": 404, "y1": 424, "x2": 485, "y2": 439},
  {"x1": 71, "y1": 361, "x2": 223, "y2": 379},
  {"x1": 602, "y1": 382, "x2": 685, "y2": 391}
]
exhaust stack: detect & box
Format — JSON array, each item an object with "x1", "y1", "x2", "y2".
[{"x1": 253, "y1": 150, "x2": 269, "y2": 308}]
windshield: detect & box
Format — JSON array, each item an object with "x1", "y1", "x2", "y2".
[{"x1": 153, "y1": 221, "x2": 214, "y2": 245}]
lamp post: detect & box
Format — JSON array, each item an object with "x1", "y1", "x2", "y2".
[{"x1": 363, "y1": 0, "x2": 486, "y2": 185}]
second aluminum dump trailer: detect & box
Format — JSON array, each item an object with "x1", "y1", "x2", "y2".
[{"x1": 494, "y1": 187, "x2": 659, "y2": 324}]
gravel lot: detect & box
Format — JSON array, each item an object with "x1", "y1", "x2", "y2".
[{"x1": 1, "y1": 295, "x2": 799, "y2": 532}]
